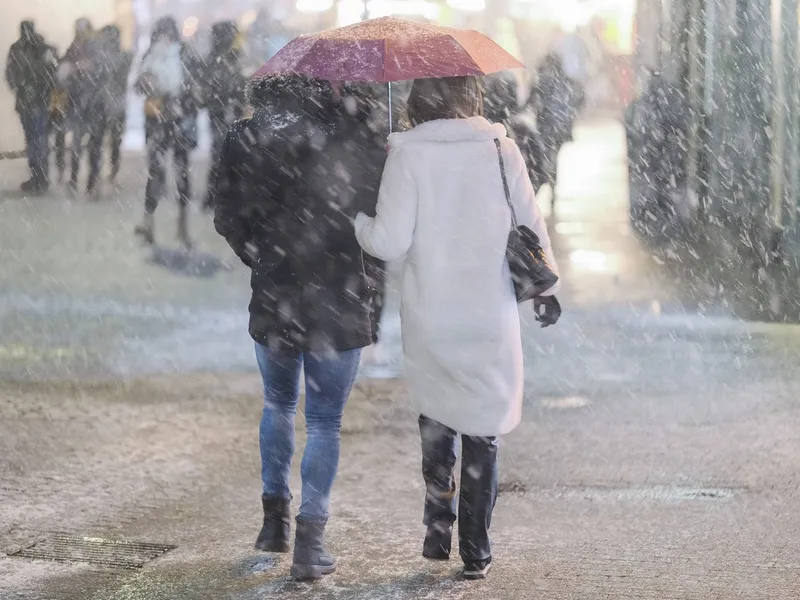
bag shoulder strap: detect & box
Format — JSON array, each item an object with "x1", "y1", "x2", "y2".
[{"x1": 494, "y1": 138, "x2": 518, "y2": 230}]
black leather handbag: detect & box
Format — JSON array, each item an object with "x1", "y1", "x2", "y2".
[{"x1": 494, "y1": 139, "x2": 559, "y2": 303}]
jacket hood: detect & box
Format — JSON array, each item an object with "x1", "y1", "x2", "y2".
[
  {"x1": 248, "y1": 74, "x2": 335, "y2": 117},
  {"x1": 389, "y1": 116, "x2": 506, "y2": 147}
]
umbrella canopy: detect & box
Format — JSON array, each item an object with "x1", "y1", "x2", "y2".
[{"x1": 253, "y1": 16, "x2": 524, "y2": 83}]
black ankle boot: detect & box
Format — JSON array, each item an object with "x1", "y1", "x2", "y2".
[
  {"x1": 290, "y1": 518, "x2": 336, "y2": 580},
  {"x1": 422, "y1": 519, "x2": 453, "y2": 560},
  {"x1": 255, "y1": 496, "x2": 291, "y2": 552}
]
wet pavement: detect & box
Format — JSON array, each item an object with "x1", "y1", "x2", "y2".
[
  {"x1": 2, "y1": 119, "x2": 800, "y2": 599},
  {"x1": 0, "y1": 153, "x2": 251, "y2": 380}
]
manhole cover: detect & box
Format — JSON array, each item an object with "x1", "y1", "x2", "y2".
[{"x1": 7, "y1": 534, "x2": 176, "y2": 569}]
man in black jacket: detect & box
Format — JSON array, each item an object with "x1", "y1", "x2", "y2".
[
  {"x1": 59, "y1": 18, "x2": 101, "y2": 196},
  {"x1": 529, "y1": 53, "x2": 585, "y2": 206},
  {"x1": 5, "y1": 21, "x2": 58, "y2": 194},
  {"x1": 214, "y1": 75, "x2": 386, "y2": 580}
]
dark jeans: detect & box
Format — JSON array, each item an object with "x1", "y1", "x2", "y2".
[
  {"x1": 144, "y1": 117, "x2": 191, "y2": 215},
  {"x1": 84, "y1": 111, "x2": 126, "y2": 191},
  {"x1": 20, "y1": 108, "x2": 50, "y2": 185},
  {"x1": 419, "y1": 415, "x2": 499, "y2": 562},
  {"x1": 52, "y1": 115, "x2": 66, "y2": 182},
  {"x1": 107, "y1": 113, "x2": 125, "y2": 181},
  {"x1": 64, "y1": 106, "x2": 105, "y2": 191}
]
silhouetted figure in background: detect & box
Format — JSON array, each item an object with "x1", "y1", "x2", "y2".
[
  {"x1": 50, "y1": 79, "x2": 69, "y2": 184},
  {"x1": 625, "y1": 71, "x2": 691, "y2": 232},
  {"x1": 94, "y1": 25, "x2": 132, "y2": 187},
  {"x1": 243, "y1": 8, "x2": 290, "y2": 75},
  {"x1": 135, "y1": 17, "x2": 198, "y2": 249},
  {"x1": 6, "y1": 21, "x2": 58, "y2": 194},
  {"x1": 529, "y1": 54, "x2": 584, "y2": 206},
  {"x1": 201, "y1": 21, "x2": 246, "y2": 210},
  {"x1": 59, "y1": 18, "x2": 102, "y2": 195},
  {"x1": 483, "y1": 71, "x2": 548, "y2": 195}
]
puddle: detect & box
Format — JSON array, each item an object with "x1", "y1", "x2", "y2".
[
  {"x1": 499, "y1": 484, "x2": 740, "y2": 502},
  {"x1": 246, "y1": 555, "x2": 278, "y2": 575},
  {"x1": 556, "y1": 485, "x2": 739, "y2": 503},
  {"x1": 540, "y1": 396, "x2": 591, "y2": 409}
]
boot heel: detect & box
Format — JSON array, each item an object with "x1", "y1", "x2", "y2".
[
  {"x1": 290, "y1": 563, "x2": 336, "y2": 581},
  {"x1": 292, "y1": 518, "x2": 336, "y2": 581},
  {"x1": 422, "y1": 520, "x2": 453, "y2": 560},
  {"x1": 255, "y1": 538, "x2": 290, "y2": 553}
]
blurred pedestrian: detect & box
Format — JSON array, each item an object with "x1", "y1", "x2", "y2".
[
  {"x1": 80, "y1": 25, "x2": 131, "y2": 198},
  {"x1": 134, "y1": 16, "x2": 197, "y2": 249},
  {"x1": 93, "y1": 25, "x2": 132, "y2": 188},
  {"x1": 201, "y1": 21, "x2": 246, "y2": 211},
  {"x1": 49, "y1": 85, "x2": 69, "y2": 184},
  {"x1": 213, "y1": 74, "x2": 384, "y2": 581},
  {"x1": 625, "y1": 71, "x2": 691, "y2": 230},
  {"x1": 483, "y1": 71, "x2": 548, "y2": 194},
  {"x1": 529, "y1": 53, "x2": 585, "y2": 207},
  {"x1": 355, "y1": 76, "x2": 561, "y2": 580},
  {"x1": 243, "y1": 8, "x2": 290, "y2": 74},
  {"x1": 5, "y1": 21, "x2": 58, "y2": 195},
  {"x1": 58, "y1": 18, "x2": 102, "y2": 195}
]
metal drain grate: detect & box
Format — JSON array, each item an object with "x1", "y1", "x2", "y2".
[{"x1": 8, "y1": 534, "x2": 176, "y2": 569}]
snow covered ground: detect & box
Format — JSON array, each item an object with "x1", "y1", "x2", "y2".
[{"x1": 2, "y1": 119, "x2": 800, "y2": 599}]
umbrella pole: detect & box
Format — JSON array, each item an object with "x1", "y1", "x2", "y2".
[{"x1": 387, "y1": 82, "x2": 393, "y2": 133}]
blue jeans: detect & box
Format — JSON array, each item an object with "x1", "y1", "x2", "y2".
[
  {"x1": 255, "y1": 343, "x2": 361, "y2": 522},
  {"x1": 20, "y1": 108, "x2": 49, "y2": 185}
]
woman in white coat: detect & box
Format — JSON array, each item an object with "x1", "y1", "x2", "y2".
[{"x1": 355, "y1": 76, "x2": 561, "y2": 580}]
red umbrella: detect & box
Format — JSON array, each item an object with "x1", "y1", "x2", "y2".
[{"x1": 253, "y1": 16, "x2": 524, "y2": 83}]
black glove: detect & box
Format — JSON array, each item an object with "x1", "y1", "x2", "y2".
[{"x1": 534, "y1": 296, "x2": 561, "y2": 328}]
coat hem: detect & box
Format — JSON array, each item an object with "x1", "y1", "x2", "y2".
[{"x1": 248, "y1": 330, "x2": 373, "y2": 353}]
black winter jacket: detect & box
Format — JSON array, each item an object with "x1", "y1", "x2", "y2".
[
  {"x1": 5, "y1": 34, "x2": 57, "y2": 114},
  {"x1": 214, "y1": 81, "x2": 386, "y2": 352}
]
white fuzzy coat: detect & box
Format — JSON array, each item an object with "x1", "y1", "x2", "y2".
[{"x1": 355, "y1": 116, "x2": 559, "y2": 437}]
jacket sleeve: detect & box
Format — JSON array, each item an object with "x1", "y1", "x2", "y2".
[
  {"x1": 504, "y1": 138, "x2": 561, "y2": 296},
  {"x1": 5, "y1": 46, "x2": 20, "y2": 91},
  {"x1": 213, "y1": 126, "x2": 253, "y2": 267},
  {"x1": 354, "y1": 147, "x2": 417, "y2": 262}
]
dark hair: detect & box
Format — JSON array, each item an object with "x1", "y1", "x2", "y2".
[
  {"x1": 406, "y1": 76, "x2": 483, "y2": 127},
  {"x1": 20, "y1": 21, "x2": 35, "y2": 38},
  {"x1": 101, "y1": 25, "x2": 121, "y2": 47},
  {"x1": 152, "y1": 17, "x2": 180, "y2": 43},
  {"x1": 211, "y1": 21, "x2": 238, "y2": 54}
]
